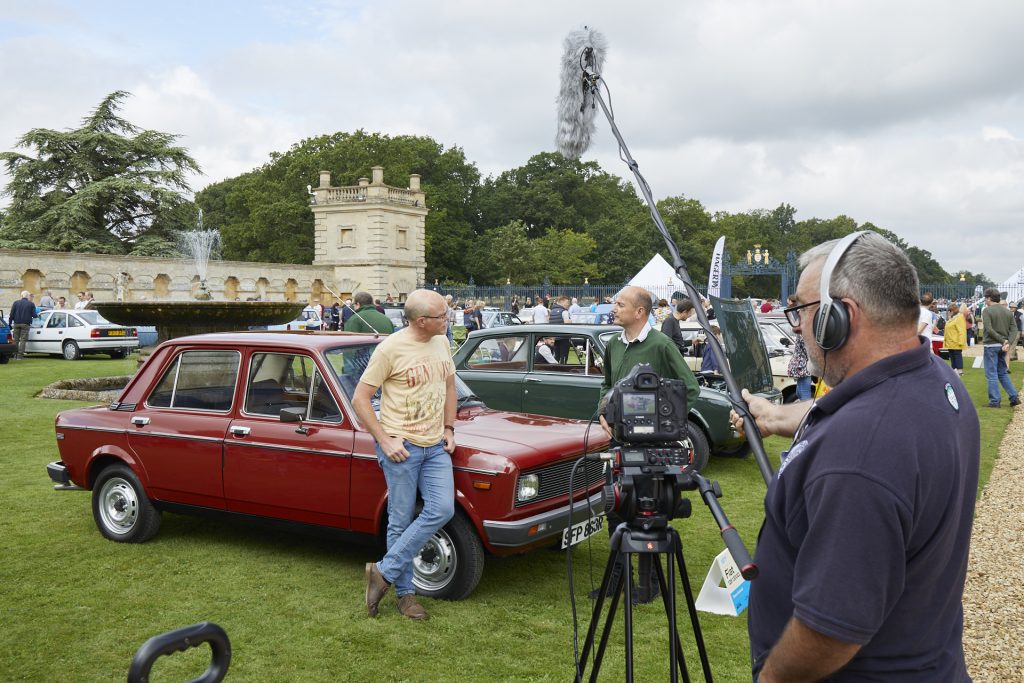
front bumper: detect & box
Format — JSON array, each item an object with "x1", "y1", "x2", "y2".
[{"x1": 483, "y1": 491, "x2": 604, "y2": 547}]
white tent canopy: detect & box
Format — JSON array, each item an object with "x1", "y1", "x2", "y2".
[
  {"x1": 998, "y1": 266, "x2": 1024, "y2": 303},
  {"x1": 628, "y1": 254, "x2": 691, "y2": 301}
]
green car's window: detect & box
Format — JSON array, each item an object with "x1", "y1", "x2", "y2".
[
  {"x1": 466, "y1": 336, "x2": 527, "y2": 370},
  {"x1": 532, "y1": 335, "x2": 600, "y2": 375}
]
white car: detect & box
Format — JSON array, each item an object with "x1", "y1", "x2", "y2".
[
  {"x1": 265, "y1": 306, "x2": 323, "y2": 331},
  {"x1": 28, "y1": 310, "x2": 139, "y2": 360}
]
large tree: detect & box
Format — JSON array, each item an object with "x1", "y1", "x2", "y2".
[
  {"x1": 0, "y1": 91, "x2": 200, "y2": 255},
  {"x1": 197, "y1": 131, "x2": 480, "y2": 279}
]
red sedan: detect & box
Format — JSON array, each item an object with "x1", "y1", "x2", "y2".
[{"x1": 47, "y1": 332, "x2": 609, "y2": 600}]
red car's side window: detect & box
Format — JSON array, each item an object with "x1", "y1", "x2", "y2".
[{"x1": 147, "y1": 350, "x2": 241, "y2": 411}]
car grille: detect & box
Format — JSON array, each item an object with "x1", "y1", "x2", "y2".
[{"x1": 515, "y1": 457, "x2": 606, "y2": 507}]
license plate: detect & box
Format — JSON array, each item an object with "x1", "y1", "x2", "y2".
[
  {"x1": 561, "y1": 514, "x2": 604, "y2": 549},
  {"x1": 106, "y1": 330, "x2": 125, "y2": 336}
]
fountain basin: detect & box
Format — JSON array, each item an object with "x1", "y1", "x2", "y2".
[{"x1": 94, "y1": 301, "x2": 306, "y2": 345}]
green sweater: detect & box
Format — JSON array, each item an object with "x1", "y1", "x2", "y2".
[
  {"x1": 601, "y1": 328, "x2": 700, "y2": 410},
  {"x1": 344, "y1": 308, "x2": 393, "y2": 334},
  {"x1": 982, "y1": 304, "x2": 1014, "y2": 345}
]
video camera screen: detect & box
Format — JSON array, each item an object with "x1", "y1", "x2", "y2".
[{"x1": 622, "y1": 392, "x2": 656, "y2": 416}]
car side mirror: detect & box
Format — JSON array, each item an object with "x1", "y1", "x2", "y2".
[
  {"x1": 279, "y1": 407, "x2": 305, "y2": 423},
  {"x1": 779, "y1": 337, "x2": 792, "y2": 346}
]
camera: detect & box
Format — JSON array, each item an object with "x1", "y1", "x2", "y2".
[
  {"x1": 601, "y1": 364, "x2": 694, "y2": 526},
  {"x1": 603, "y1": 363, "x2": 689, "y2": 443}
]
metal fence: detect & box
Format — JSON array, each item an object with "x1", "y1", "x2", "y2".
[{"x1": 420, "y1": 279, "x2": 994, "y2": 309}]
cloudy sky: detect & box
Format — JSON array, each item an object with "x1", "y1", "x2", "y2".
[{"x1": 2, "y1": 0, "x2": 1023, "y2": 282}]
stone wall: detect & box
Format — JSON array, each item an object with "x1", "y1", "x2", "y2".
[{"x1": 0, "y1": 248, "x2": 337, "y2": 305}]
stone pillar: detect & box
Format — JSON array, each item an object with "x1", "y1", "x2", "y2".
[
  {"x1": 371, "y1": 166, "x2": 384, "y2": 185},
  {"x1": 409, "y1": 174, "x2": 421, "y2": 191},
  {"x1": 319, "y1": 170, "x2": 331, "y2": 188}
]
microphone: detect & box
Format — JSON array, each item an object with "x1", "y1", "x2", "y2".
[{"x1": 555, "y1": 27, "x2": 608, "y2": 159}]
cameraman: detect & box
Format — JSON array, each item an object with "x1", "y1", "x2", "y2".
[
  {"x1": 732, "y1": 232, "x2": 978, "y2": 682},
  {"x1": 596, "y1": 286, "x2": 699, "y2": 602}
]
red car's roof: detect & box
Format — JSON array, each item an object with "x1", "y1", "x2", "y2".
[{"x1": 163, "y1": 331, "x2": 387, "y2": 350}]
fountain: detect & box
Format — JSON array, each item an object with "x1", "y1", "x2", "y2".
[{"x1": 94, "y1": 221, "x2": 304, "y2": 347}]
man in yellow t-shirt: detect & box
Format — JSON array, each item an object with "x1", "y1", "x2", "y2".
[{"x1": 353, "y1": 289, "x2": 456, "y2": 621}]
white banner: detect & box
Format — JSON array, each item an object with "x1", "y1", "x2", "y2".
[{"x1": 707, "y1": 235, "x2": 726, "y2": 297}]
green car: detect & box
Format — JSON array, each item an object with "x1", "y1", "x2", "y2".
[{"x1": 453, "y1": 323, "x2": 765, "y2": 470}]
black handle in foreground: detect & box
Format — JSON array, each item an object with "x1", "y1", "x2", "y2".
[
  {"x1": 127, "y1": 621, "x2": 231, "y2": 683},
  {"x1": 691, "y1": 470, "x2": 759, "y2": 581}
]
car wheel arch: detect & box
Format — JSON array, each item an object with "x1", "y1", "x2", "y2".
[{"x1": 87, "y1": 451, "x2": 146, "y2": 489}]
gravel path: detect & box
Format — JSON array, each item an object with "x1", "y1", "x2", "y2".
[{"x1": 963, "y1": 402, "x2": 1024, "y2": 681}]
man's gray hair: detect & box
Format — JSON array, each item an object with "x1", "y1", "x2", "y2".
[{"x1": 799, "y1": 232, "x2": 919, "y2": 328}]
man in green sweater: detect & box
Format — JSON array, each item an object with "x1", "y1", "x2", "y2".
[
  {"x1": 344, "y1": 291, "x2": 394, "y2": 335},
  {"x1": 598, "y1": 285, "x2": 700, "y2": 435},
  {"x1": 595, "y1": 285, "x2": 701, "y2": 603},
  {"x1": 981, "y1": 287, "x2": 1020, "y2": 408}
]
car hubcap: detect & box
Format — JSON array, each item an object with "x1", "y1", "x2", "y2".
[
  {"x1": 413, "y1": 529, "x2": 457, "y2": 591},
  {"x1": 99, "y1": 477, "x2": 138, "y2": 534},
  {"x1": 63, "y1": 344, "x2": 76, "y2": 359}
]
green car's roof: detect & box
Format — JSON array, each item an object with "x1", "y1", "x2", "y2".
[{"x1": 467, "y1": 323, "x2": 620, "y2": 337}]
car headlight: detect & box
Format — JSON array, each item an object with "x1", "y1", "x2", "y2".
[{"x1": 518, "y1": 474, "x2": 539, "y2": 502}]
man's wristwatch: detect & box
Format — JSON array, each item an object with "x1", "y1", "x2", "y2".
[{"x1": 444, "y1": 424, "x2": 455, "y2": 433}]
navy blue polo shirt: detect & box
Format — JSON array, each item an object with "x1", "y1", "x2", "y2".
[{"x1": 749, "y1": 338, "x2": 979, "y2": 681}]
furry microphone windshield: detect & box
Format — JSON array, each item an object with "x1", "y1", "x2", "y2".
[{"x1": 555, "y1": 27, "x2": 608, "y2": 159}]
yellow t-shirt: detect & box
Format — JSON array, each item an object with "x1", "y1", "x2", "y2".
[{"x1": 359, "y1": 330, "x2": 454, "y2": 447}]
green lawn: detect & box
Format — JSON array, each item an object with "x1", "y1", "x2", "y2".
[{"x1": 0, "y1": 354, "x2": 1017, "y2": 682}]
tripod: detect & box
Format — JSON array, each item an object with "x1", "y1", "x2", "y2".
[{"x1": 576, "y1": 521, "x2": 712, "y2": 683}]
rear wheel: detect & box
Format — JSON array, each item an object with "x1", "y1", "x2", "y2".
[
  {"x1": 92, "y1": 464, "x2": 161, "y2": 543},
  {"x1": 62, "y1": 340, "x2": 81, "y2": 360},
  {"x1": 412, "y1": 511, "x2": 485, "y2": 601},
  {"x1": 109, "y1": 349, "x2": 126, "y2": 359},
  {"x1": 0, "y1": 354, "x2": 8, "y2": 364}
]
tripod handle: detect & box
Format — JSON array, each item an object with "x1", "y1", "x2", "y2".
[{"x1": 720, "y1": 525, "x2": 758, "y2": 580}]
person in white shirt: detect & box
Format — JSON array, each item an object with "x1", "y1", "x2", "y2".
[
  {"x1": 534, "y1": 336, "x2": 557, "y2": 364},
  {"x1": 917, "y1": 293, "x2": 934, "y2": 337},
  {"x1": 533, "y1": 301, "x2": 550, "y2": 324},
  {"x1": 73, "y1": 291, "x2": 89, "y2": 310}
]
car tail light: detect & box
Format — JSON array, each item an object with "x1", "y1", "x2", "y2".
[
  {"x1": 91, "y1": 329, "x2": 100, "y2": 338},
  {"x1": 5, "y1": 332, "x2": 11, "y2": 344}
]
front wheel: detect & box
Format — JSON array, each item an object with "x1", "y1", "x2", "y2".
[
  {"x1": 92, "y1": 464, "x2": 161, "y2": 543},
  {"x1": 685, "y1": 421, "x2": 711, "y2": 472},
  {"x1": 62, "y1": 340, "x2": 81, "y2": 360},
  {"x1": 412, "y1": 511, "x2": 484, "y2": 601}
]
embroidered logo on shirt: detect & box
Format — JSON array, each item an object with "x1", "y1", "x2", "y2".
[
  {"x1": 945, "y1": 383, "x2": 959, "y2": 412},
  {"x1": 777, "y1": 439, "x2": 808, "y2": 478}
]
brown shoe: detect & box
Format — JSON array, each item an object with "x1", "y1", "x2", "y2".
[
  {"x1": 397, "y1": 594, "x2": 429, "y2": 621},
  {"x1": 365, "y1": 562, "x2": 390, "y2": 617}
]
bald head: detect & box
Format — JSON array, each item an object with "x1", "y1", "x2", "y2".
[
  {"x1": 404, "y1": 289, "x2": 446, "y2": 320},
  {"x1": 617, "y1": 286, "x2": 655, "y2": 316}
]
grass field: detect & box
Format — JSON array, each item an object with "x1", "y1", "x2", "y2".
[{"x1": 0, "y1": 353, "x2": 1017, "y2": 682}]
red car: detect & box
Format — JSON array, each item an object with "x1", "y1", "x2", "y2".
[{"x1": 47, "y1": 332, "x2": 609, "y2": 600}]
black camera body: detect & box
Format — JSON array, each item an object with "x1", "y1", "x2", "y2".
[
  {"x1": 604, "y1": 363, "x2": 689, "y2": 444},
  {"x1": 602, "y1": 364, "x2": 695, "y2": 526}
]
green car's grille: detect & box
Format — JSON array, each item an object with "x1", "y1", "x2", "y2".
[{"x1": 515, "y1": 458, "x2": 606, "y2": 507}]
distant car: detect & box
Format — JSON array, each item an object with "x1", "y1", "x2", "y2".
[
  {"x1": 27, "y1": 309, "x2": 138, "y2": 360},
  {"x1": 0, "y1": 309, "x2": 14, "y2": 363},
  {"x1": 381, "y1": 306, "x2": 407, "y2": 331},
  {"x1": 265, "y1": 306, "x2": 322, "y2": 331},
  {"x1": 481, "y1": 310, "x2": 524, "y2": 329},
  {"x1": 452, "y1": 323, "x2": 771, "y2": 469},
  {"x1": 47, "y1": 332, "x2": 609, "y2": 601}
]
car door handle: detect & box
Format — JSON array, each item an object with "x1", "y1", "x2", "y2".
[
  {"x1": 525, "y1": 377, "x2": 543, "y2": 383},
  {"x1": 131, "y1": 417, "x2": 150, "y2": 426},
  {"x1": 230, "y1": 426, "x2": 251, "y2": 437}
]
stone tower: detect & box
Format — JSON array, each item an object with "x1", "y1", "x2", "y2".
[{"x1": 310, "y1": 166, "x2": 427, "y2": 301}]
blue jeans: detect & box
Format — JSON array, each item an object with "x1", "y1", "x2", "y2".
[
  {"x1": 947, "y1": 349, "x2": 963, "y2": 371},
  {"x1": 795, "y1": 376, "x2": 813, "y2": 401},
  {"x1": 375, "y1": 439, "x2": 455, "y2": 597},
  {"x1": 983, "y1": 345, "x2": 1018, "y2": 405}
]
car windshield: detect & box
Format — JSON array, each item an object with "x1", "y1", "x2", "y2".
[
  {"x1": 74, "y1": 311, "x2": 111, "y2": 325},
  {"x1": 323, "y1": 343, "x2": 479, "y2": 405}
]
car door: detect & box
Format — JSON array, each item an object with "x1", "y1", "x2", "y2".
[
  {"x1": 126, "y1": 348, "x2": 237, "y2": 509},
  {"x1": 223, "y1": 351, "x2": 353, "y2": 528},
  {"x1": 521, "y1": 334, "x2": 604, "y2": 420},
  {"x1": 454, "y1": 334, "x2": 527, "y2": 413},
  {"x1": 27, "y1": 311, "x2": 59, "y2": 354}
]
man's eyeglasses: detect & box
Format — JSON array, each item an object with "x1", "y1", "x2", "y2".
[
  {"x1": 420, "y1": 314, "x2": 447, "y2": 320},
  {"x1": 783, "y1": 300, "x2": 819, "y2": 327}
]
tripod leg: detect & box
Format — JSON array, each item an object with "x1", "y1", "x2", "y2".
[
  {"x1": 590, "y1": 556, "x2": 626, "y2": 683},
  {"x1": 654, "y1": 553, "x2": 689, "y2": 683},
  {"x1": 674, "y1": 534, "x2": 713, "y2": 682},
  {"x1": 579, "y1": 534, "x2": 625, "y2": 668},
  {"x1": 623, "y1": 552, "x2": 635, "y2": 682}
]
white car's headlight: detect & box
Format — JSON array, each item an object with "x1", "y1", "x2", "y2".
[{"x1": 518, "y1": 474, "x2": 539, "y2": 502}]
